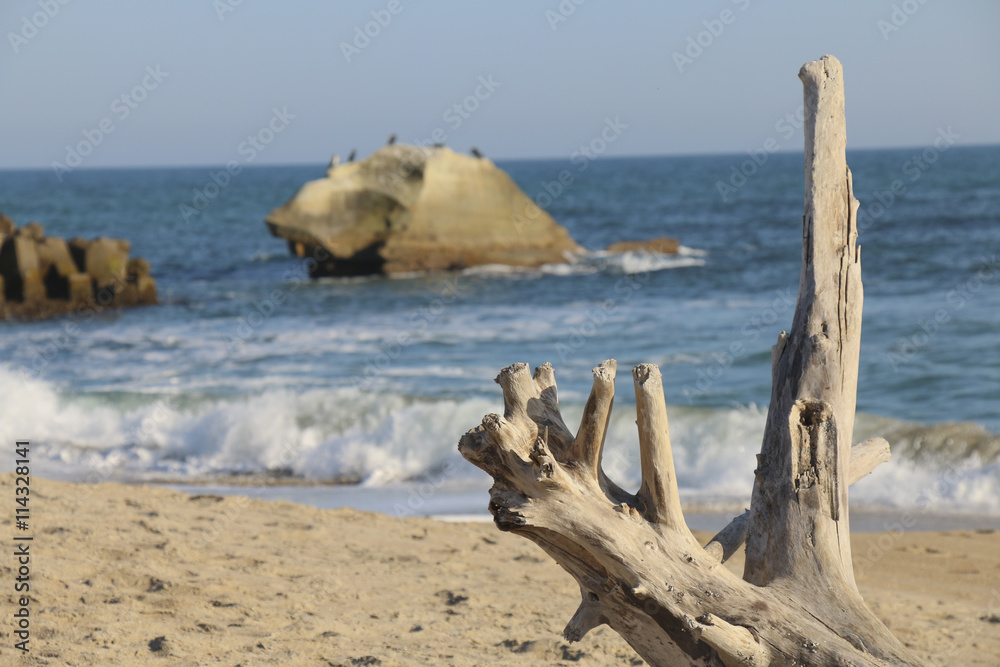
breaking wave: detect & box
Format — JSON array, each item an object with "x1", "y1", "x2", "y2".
[{"x1": 2, "y1": 365, "x2": 997, "y2": 516}]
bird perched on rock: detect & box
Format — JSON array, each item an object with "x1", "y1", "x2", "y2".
[
  {"x1": 328, "y1": 153, "x2": 340, "y2": 170},
  {"x1": 470, "y1": 147, "x2": 483, "y2": 159},
  {"x1": 387, "y1": 134, "x2": 397, "y2": 145},
  {"x1": 347, "y1": 149, "x2": 356, "y2": 162}
]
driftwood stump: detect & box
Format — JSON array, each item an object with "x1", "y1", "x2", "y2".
[{"x1": 459, "y1": 56, "x2": 924, "y2": 666}]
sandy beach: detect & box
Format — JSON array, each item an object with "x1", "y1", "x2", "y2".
[{"x1": 2, "y1": 474, "x2": 998, "y2": 666}]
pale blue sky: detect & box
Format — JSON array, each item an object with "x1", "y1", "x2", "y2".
[{"x1": 2, "y1": 0, "x2": 998, "y2": 169}]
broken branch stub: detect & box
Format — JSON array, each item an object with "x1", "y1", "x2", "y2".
[{"x1": 459, "y1": 55, "x2": 923, "y2": 666}]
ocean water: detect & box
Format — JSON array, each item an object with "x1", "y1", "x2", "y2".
[{"x1": 1, "y1": 146, "x2": 998, "y2": 523}]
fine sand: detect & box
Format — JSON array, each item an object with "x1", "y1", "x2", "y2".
[{"x1": 2, "y1": 474, "x2": 998, "y2": 666}]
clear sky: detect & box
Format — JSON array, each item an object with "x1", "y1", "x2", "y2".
[{"x1": 2, "y1": 0, "x2": 998, "y2": 169}]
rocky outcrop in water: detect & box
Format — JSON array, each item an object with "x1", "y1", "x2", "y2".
[
  {"x1": 0, "y1": 213, "x2": 157, "y2": 320},
  {"x1": 265, "y1": 145, "x2": 584, "y2": 276},
  {"x1": 605, "y1": 237, "x2": 679, "y2": 255}
]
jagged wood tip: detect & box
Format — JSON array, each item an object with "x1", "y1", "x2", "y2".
[
  {"x1": 632, "y1": 363, "x2": 686, "y2": 530},
  {"x1": 570, "y1": 359, "x2": 617, "y2": 472}
]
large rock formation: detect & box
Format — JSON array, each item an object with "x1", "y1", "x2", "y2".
[
  {"x1": 0, "y1": 214, "x2": 157, "y2": 320},
  {"x1": 266, "y1": 145, "x2": 584, "y2": 276}
]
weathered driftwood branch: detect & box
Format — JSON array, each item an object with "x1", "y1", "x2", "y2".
[
  {"x1": 705, "y1": 436, "x2": 890, "y2": 566},
  {"x1": 460, "y1": 55, "x2": 923, "y2": 666}
]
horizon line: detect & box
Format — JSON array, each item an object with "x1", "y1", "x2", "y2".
[{"x1": 1, "y1": 141, "x2": 996, "y2": 173}]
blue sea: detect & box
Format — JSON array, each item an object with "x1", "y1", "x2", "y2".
[{"x1": 1, "y1": 146, "x2": 998, "y2": 526}]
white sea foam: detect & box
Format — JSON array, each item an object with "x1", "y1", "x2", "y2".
[
  {"x1": 678, "y1": 245, "x2": 708, "y2": 257},
  {"x1": 1, "y1": 364, "x2": 996, "y2": 515},
  {"x1": 461, "y1": 247, "x2": 706, "y2": 279},
  {"x1": 556, "y1": 249, "x2": 707, "y2": 276}
]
